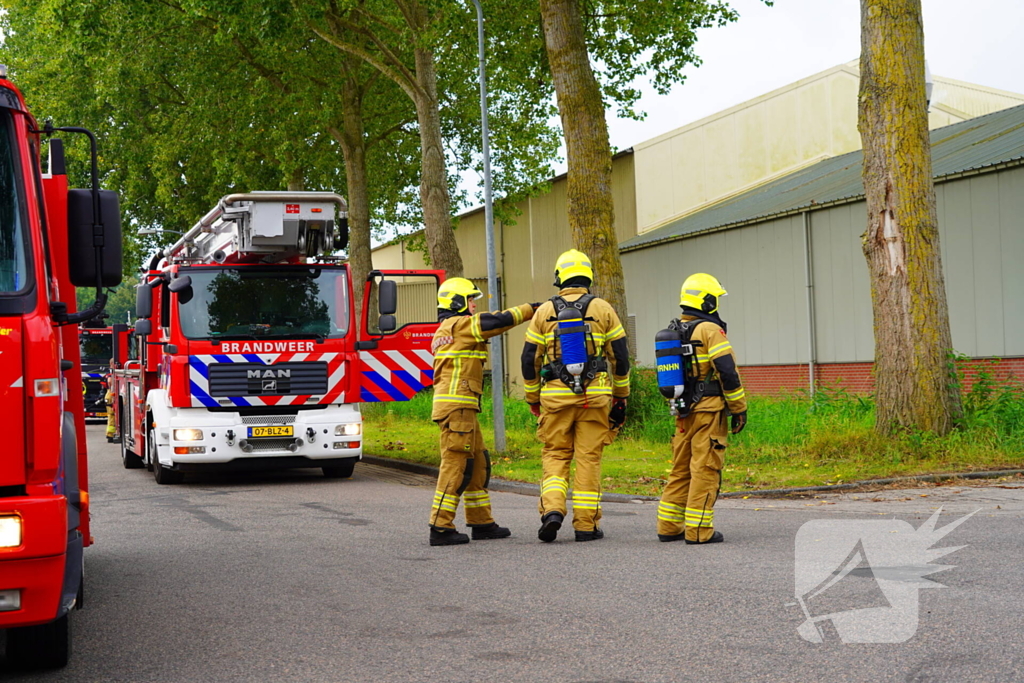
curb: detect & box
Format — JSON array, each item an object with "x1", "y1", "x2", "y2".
[{"x1": 360, "y1": 455, "x2": 1024, "y2": 502}]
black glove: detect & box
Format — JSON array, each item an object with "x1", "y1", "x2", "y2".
[
  {"x1": 609, "y1": 399, "x2": 627, "y2": 430},
  {"x1": 731, "y1": 411, "x2": 747, "y2": 434},
  {"x1": 530, "y1": 302, "x2": 542, "y2": 311}
]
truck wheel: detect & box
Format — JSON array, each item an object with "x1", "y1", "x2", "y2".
[
  {"x1": 120, "y1": 408, "x2": 144, "y2": 469},
  {"x1": 150, "y1": 427, "x2": 184, "y2": 485},
  {"x1": 322, "y1": 461, "x2": 356, "y2": 479},
  {"x1": 5, "y1": 613, "x2": 71, "y2": 669}
]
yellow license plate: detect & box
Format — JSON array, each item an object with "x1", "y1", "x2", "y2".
[{"x1": 248, "y1": 426, "x2": 294, "y2": 438}]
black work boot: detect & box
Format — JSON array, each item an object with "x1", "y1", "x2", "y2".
[
  {"x1": 430, "y1": 527, "x2": 470, "y2": 546},
  {"x1": 658, "y1": 531, "x2": 687, "y2": 542},
  {"x1": 538, "y1": 511, "x2": 563, "y2": 543},
  {"x1": 471, "y1": 523, "x2": 511, "y2": 540},
  {"x1": 575, "y1": 528, "x2": 605, "y2": 542},
  {"x1": 685, "y1": 530, "x2": 724, "y2": 545}
]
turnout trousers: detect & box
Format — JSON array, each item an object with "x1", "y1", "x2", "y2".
[
  {"x1": 429, "y1": 408, "x2": 494, "y2": 530},
  {"x1": 537, "y1": 405, "x2": 609, "y2": 532},
  {"x1": 657, "y1": 410, "x2": 728, "y2": 542}
]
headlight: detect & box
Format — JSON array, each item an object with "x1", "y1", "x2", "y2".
[
  {"x1": 335, "y1": 423, "x2": 362, "y2": 436},
  {"x1": 173, "y1": 428, "x2": 204, "y2": 441},
  {"x1": 0, "y1": 515, "x2": 23, "y2": 548}
]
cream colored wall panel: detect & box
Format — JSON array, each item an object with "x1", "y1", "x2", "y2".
[
  {"x1": 702, "y1": 115, "x2": 740, "y2": 212},
  {"x1": 797, "y1": 79, "x2": 831, "y2": 160},
  {"x1": 372, "y1": 243, "x2": 406, "y2": 270},
  {"x1": 764, "y1": 91, "x2": 801, "y2": 176},
  {"x1": 829, "y1": 72, "x2": 861, "y2": 155},
  {"x1": 635, "y1": 140, "x2": 677, "y2": 231},
  {"x1": 612, "y1": 153, "x2": 638, "y2": 242},
  {"x1": 933, "y1": 78, "x2": 1024, "y2": 118},
  {"x1": 453, "y1": 211, "x2": 487, "y2": 278},
  {"x1": 671, "y1": 128, "x2": 707, "y2": 220},
  {"x1": 736, "y1": 105, "x2": 769, "y2": 190}
]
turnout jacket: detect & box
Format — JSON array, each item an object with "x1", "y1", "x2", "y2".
[
  {"x1": 679, "y1": 311, "x2": 747, "y2": 415},
  {"x1": 431, "y1": 303, "x2": 536, "y2": 421},
  {"x1": 521, "y1": 287, "x2": 630, "y2": 410}
]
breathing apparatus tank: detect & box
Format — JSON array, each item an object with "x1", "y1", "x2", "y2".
[
  {"x1": 655, "y1": 323, "x2": 697, "y2": 415},
  {"x1": 655, "y1": 327, "x2": 686, "y2": 400},
  {"x1": 557, "y1": 306, "x2": 588, "y2": 394}
]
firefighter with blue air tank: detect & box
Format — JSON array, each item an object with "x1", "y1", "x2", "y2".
[
  {"x1": 428, "y1": 277, "x2": 539, "y2": 546},
  {"x1": 654, "y1": 273, "x2": 747, "y2": 544},
  {"x1": 521, "y1": 249, "x2": 631, "y2": 543}
]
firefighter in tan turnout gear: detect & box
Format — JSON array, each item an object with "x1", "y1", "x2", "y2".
[
  {"x1": 429, "y1": 277, "x2": 538, "y2": 546},
  {"x1": 656, "y1": 273, "x2": 747, "y2": 544},
  {"x1": 521, "y1": 250, "x2": 630, "y2": 542}
]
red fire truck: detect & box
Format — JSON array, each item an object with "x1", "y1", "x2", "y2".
[
  {"x1": 113, "y1": 192, "x2": 441, "y2": 483},
  {"x1": 78, "y1": 323, "x2": 129, "y2": 421},
  {"x1": 0, "y1": 69, "x2": 122, "y2": 667}
]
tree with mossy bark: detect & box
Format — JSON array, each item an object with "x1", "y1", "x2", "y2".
[{"x1": 857, "y1": 0, "x2": 962, "y2": 434}]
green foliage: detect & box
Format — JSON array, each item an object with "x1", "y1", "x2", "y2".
[
  {"x1": 76, "y1": 275, "x2": 138, "y2": 325},
  {"x1": 364, "y1": 366, "x2": 1024, "y2": 494}
]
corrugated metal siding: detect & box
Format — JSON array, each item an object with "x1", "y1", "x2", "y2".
[
  {"x1": 626, "y1": 164, "x2": 1024, "y2": 368},
  {"x1": 937, "y1": 165, "x2": 1024, "y2": 357},
  {"x1": 810, "y1": 203, "x2": 873, "y2": 363},
  {"x1": 623, "y1": 104, "x2": 1024, "y2": 253},
  {"x1": 623, "y1": 215, "x2": 810, "y2": 368}
]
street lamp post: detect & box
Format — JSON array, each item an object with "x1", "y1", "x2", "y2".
[{"x1": 469, "y1": 0, "x2": 507, "y2": 451}]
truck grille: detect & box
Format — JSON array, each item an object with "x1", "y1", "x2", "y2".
[
  {"x1": 207, "y1": 362, "x2": 329, "y2": 397},
  {"x1": 241, "y1": 415, "x2": 296, "y2": 425}
]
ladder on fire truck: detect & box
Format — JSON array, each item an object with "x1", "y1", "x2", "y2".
[{"x1": 162, "y1": 191, "x2": 349, "y2": 265}]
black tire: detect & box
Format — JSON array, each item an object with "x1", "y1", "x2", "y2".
[
  {"x1": 5, "y1": 613, "x2": 71, "y2": 669},
  {"x1": 150, "y1": 427, "x2": 184, "y2": 485},
  {"x1": 322, "y1": 461, "x2": 356, "y2": 479},
  {"x1": 120, "y1": 405, "x2": 144, "y2": 469}
]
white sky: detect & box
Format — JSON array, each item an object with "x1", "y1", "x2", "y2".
[{"x1": 604, "y1": 0, "x2": 1024, "y2": 155}]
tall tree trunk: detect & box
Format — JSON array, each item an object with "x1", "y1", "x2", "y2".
[
  {"x1": 412, "y1": 44, "x2": 464, "y2": 278},
  {"x1": 539, "y1": 0, "x2": 627, "y2": 321},
  {"x1": 286, "y1": 166, "x2": 305, "y2": 191},
  {"x1": 858, "y1": 0, "x2": 961, "y2": 434},
  {"x1": 329, "y1": 64, "x2": 373, "y2": 332}
]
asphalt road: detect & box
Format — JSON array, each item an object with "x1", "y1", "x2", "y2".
[{"x1": 3, "y1": 425, "x2": 1023, "y2": 682}]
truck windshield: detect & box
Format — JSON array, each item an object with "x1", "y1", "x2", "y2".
[
  {"x1": 0, "y1": 109, "x2": 29, "y2": 294},
  {"x1": 80, "y1": 333, "x2": 113, "y2": 365},
  {"x1": 177, "y1": 267, "x2": 349, "y2": 340}
]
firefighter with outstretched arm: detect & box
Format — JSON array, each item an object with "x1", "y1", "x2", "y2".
[{"x1": 428, "y1": 278, "x2": 538, "y2": 546}]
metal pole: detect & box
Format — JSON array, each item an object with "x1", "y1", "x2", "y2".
[
  {"x1": 470, "y1": 0, "x2": 506, "y2": 451},
  {"x1": 802, "y1": 211, "x2": 817, "y2": 396}
]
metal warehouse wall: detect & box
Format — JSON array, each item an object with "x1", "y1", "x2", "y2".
[{"x1": 624, "y1": 164, "x2": 1024, "y2": 369}]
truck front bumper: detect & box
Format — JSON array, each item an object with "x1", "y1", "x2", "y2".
[
  {"x1": 159, "y1": 404, "x2": 363, "y2": 466},
  {"x1": 0, "y1": 495, "x2": 68, "y2": 629}
]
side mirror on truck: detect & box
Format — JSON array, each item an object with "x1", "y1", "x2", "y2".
[
  {"x1": 67, "y1": 188, "x2": 122, "y2": 288},
  {"x1": 136, "y1": 283, "x2": 152, "y2": 319},
  {"x1": 134, "y1": 319, "x2": 152, "y2": 337},
  {"x1": 379, "y1": 279, "x2": 397, "y2": 316}
]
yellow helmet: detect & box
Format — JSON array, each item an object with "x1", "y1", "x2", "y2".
[
  {"x1": 553, "y1": 249, "x2": 593, "y2": 287},
  {"x1": 680, "y1": 273, "x2": 727, "y2": 314},
  {"x1": 437, "y1": 277, "x2": 483, "y2": 313}
]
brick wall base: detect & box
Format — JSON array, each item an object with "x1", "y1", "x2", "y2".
[{"x1": 740, "y1": 357, "x2": 1024, "y2": 396}]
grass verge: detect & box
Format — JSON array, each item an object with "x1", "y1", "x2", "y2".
[{"x1": 363, "y1": 365, "x2": 1024, "y2": 495}]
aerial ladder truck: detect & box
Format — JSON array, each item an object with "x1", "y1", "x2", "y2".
[{"x1": 114, "y1": 192, "x2": 442, "y2": 483}]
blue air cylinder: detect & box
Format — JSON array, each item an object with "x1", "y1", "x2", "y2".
[
  {"x1": 557, "y1": 306, "x2": 588, "y2": 392},
  {"x1": 655, "y1": 327, "x2": 686, "y2": 399}
]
